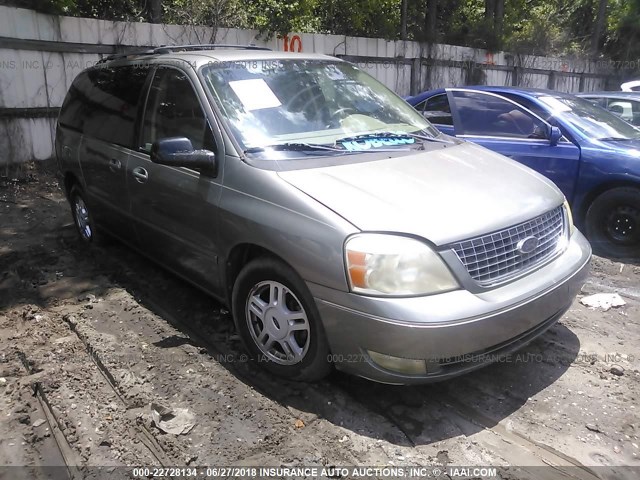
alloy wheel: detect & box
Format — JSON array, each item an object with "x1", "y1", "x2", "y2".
[
  {"x1": 245, "y1": 280, "x2": 310, "y2": 365},
  {"x1": 73, "y1": 195, "x2": 93, "y2": 241}
]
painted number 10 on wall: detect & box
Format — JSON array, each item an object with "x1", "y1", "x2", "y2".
[{"x1": 281, "y1": 35, "x2": 303, "y2": 52}]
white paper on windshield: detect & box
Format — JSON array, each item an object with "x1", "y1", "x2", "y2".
[{"x1": 229, "y1": 79, "x2": 281, "y2": 110}]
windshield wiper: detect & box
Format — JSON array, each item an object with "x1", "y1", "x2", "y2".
[
  {"x1": 245, "y1": 141, "x2": 409, "y2": 155},
  {"x1": 245, "y1": 142, "x2": 345, "y2": 154},
  {"x1": 245, "y1": 132, "x2": 455, "y2": 154},
  {"x1": 335, "y1": 131, "x2": 455, "y2": 145}
]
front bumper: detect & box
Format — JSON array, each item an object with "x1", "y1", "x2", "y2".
[{"x1": 310, "y1": 230, "x2": 591, "y2": 384}]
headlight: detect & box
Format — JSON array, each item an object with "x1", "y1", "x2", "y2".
[
  {"x1": 345, "y1": 234, "x2": 459, "y2": 296},
  {"x1": 563, "y1": 199, "x2": 575, "y2": 236}
]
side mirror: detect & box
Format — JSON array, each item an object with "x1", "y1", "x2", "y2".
[
  {"x1": 533, "y1": 123, "x2": 562, "y2": 145},
  {"x1": 548, "y1": 126, "x2": 562, "y2": 146},
  {"x1": 150, "y1": 137, "x2": 216, "y2": 174}
]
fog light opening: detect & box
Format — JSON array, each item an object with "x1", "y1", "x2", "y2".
[{"x1": 367, "y1": 350, "x2": 427, "y2": 375}]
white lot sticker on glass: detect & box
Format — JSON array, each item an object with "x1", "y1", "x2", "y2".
[{"x1": 229, "y1": 79, "x2": 282, "y2": 110}]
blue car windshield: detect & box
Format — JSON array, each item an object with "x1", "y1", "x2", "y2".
[
  {"x1": 539, "y1": 95, "x2": 640, "y2": 140},
  {"x1": 200, "y1": 59, "x2": 439, "y2": 152}
]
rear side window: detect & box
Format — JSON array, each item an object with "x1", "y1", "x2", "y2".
[
  {"x1": 413, "y1": 95, "x2": 453, "y2": 126},
  {"x1": 84, "y1": 66, "x2": 149, "y2": 147},
  {"x1": 60, "y1": 66, "x2": 149, "y2": 147},
  {"x1": 423, "y1": 94, "x2": 453, "y2": 126}
]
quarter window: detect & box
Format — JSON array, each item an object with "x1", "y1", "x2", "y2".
[
  {"x1": 58, "y1": 71, "x2": 91, "y2": 132},
  {"x1": 141, "y1": 68, "x2": 215, "y2": 152}
]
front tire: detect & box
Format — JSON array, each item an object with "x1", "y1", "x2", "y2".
[
  {"x1": 232, "y1": 257, "x2": 332, "y2": 381},
  {"x1": 585, "y1": 187, "x2": 640, "y2": 258}
]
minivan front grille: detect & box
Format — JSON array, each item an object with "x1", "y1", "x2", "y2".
[{"x1": 450, "y1": 206, "x2": 565, "y2": 286}]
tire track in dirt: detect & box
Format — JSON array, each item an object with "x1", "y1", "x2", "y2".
[
  {"x1": 59, "y1": 314, "x2": 177, "y2": 469},
  {"x1": 16, "y1": 350, "x2": 81, "y2": 480},
  {"x1": 2, "y1": 305, "x2": 161, "y2": 479}
]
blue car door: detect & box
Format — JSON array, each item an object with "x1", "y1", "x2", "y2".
[{"x1": 447, "y1": 89, "x2": 581, "y2": 201}]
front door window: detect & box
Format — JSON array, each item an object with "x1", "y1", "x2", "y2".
[
  {"x1": 452, "y1": 90, "x2": 545, "y2": 139},
  {"x1": 141, "y1": 68, "x2": 216, "y2": 153}
]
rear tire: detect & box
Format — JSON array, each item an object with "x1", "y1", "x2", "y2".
[
  {"x1": 69, "y1": 185, "x2": 103, "y2": 245},
  {"x1": 585, "y1": 187, "x2": 640, "y2": 258},
  {"x1": 232, "y1": 257, "x2": 332, "y2": 381}
]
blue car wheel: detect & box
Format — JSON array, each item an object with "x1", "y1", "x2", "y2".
[{"x1": 586, "y1": 187, "x2": 640, "y2": 258}]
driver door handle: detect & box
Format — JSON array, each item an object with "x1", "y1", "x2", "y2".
[{"x1": 132, "y1": 166, "x2": 148, "y2": 183}]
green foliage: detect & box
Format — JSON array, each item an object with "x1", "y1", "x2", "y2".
[
  {"x1": 70, "y1": 1, "x2": 144, "y2": 21},
  {"x1": 605, "y1": 0, "x2": 640, "y2": 61},
  {"x1": 7, "y1": 0, "x2": 147, "y2": 20},
  {"x1": 163, "y1": 0, "x2": 247, "y2": 29},
  {"x1": 315, "y1": 0, "x2": 401, "y2": 39},
  {"x1": 6, "y1": 0, "x2": 640, "y2": 60},
  {"x1": 243, "y1": 0, "x2": 321, "y2": 37},
  {"x1": 47, "y1": 0, "x2": 75, "y2": 12},
  {"x1": 504, "y1": 1, "x2": 567, "y2": 55},
  {"x1": 5, "y1": 0, "x2": 79, "y2": 14}
]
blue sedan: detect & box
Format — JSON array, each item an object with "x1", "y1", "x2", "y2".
[{"x1": 407, "y1": 86, "x2": 640, "y2": 258}]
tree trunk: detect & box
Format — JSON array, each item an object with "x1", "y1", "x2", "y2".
[
  {"x1": 401, "y1": 0, "x2": 408, "y2": 40},
  {"x1": 425, "y1": 0, "x2": 438, "y2": 42},
  {"x1": 485, "y1": 0, "x2": 495, "y2": 21},
  {"x1": 591, "y1": 0, "x2": 608, "y2": 55},
  {"x1": 149, "y1": 0, "x2": 162, "y2": 24},
  {"x1": 495, "y1": 0, "x2": 504, "y2": 38}
]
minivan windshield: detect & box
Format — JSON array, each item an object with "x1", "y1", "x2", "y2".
[
  {"x1": 538, "y1": 95, "x2": 640, "y2": 141},
  {"x1": 201, "y1": 59, "x2": 440, "y2": 153}
]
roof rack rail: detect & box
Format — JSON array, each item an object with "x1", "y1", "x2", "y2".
[
  {"x1": 96, "y1": 49, "x2": 155, "y2": 64},
  {"x1": 152, "y1": 44, "x2": 271, "y2": 54},
  {"x1": 94, "y1": 44, "x2": 271, "y2": 65}
]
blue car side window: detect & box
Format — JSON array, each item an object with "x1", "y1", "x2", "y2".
[
  {"x1": 423, "y1": 94, "x2": 453, "y2": 126},
  {"x1": 453, "y1": 91, "x2": 543, "y2": 139}
]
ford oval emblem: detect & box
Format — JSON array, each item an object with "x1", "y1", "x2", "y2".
[{"x1": 517, "y1": 236, "x2": 539, "y2": 255}]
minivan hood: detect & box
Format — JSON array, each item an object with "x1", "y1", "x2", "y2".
[{"x1": 278, "y1": 142, "x2": 564, "y2": 246}]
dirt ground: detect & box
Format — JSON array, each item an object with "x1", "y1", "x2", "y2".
[{"x1": 1, "y1": 161, "x2": 639, "y2": 480}]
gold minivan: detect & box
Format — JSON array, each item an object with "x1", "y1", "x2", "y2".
[{"x1": 56, "y1": 45, "x2": 591, "y2": 384}]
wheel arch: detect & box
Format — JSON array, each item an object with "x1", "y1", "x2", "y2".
[
  {"x1": 227, "y1": 244, "x2": 333, "y2": 381},
  {"x1": 63, "y1": 171, "x2": 81, "y2": 199},
  {"x1": 576, "y1": 179, "x2": 640, "y2": 225},
  {"x1": 224, "y1": 243, "x2": 296, "y2": 308}
]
